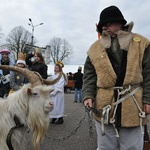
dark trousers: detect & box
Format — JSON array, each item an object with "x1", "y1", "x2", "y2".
[{"x1": 144, "y1": 124, "x2": 149, "y2": 142}]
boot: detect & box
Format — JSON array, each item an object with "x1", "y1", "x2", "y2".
[
  {"x1": 50, "y1": 118, "x2": 56, "y2": 123},
  {"x1": 55, "y1": 117, "x2": 64, "y2": 124}
]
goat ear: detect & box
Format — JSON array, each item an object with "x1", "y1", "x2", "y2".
[{"x1": 27, "y1": 88, "x2": 32, "y2": 95}]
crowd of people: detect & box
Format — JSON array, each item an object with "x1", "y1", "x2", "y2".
[
  {"x1": 0, "y1": 5, "x2": 150, "y2": 149},
  {"x1": 0, "y1": 48, "x2": 48, "y2": 97},
  {"x1": 0, "y1": 47, "x2": 84, "y2": 126}
]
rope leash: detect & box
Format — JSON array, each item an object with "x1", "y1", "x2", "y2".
[{"x1": 101, "y1": 85, "x2": 145, "y2": 137}]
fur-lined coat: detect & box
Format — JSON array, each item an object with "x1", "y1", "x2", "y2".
[{"x1": 82, "y1": 22, "x2": 150, "y2": 127}]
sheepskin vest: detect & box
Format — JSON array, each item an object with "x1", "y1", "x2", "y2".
[{"x1": 87, "y1": 33, "x2": 149, "y2": 127}]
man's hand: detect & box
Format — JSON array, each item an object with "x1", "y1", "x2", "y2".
[
  {"x1": 144, "y1": 104, "x2": 150, "y2": 114},
  {"x1": 84, "y1": 99, "x2": 93, "y2": 107}
]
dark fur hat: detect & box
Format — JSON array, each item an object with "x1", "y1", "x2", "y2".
[{"x1": 97, "y1": 6, "x2": 127, "y2": 33}]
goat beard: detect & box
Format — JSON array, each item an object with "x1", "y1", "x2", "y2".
[{"x1": 27, "y1": 102, "x2": 49, "y2": 150}]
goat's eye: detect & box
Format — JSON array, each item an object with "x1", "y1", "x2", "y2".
[{"x1": 33, "y1": 92, "x2": 38, "y2": 96}]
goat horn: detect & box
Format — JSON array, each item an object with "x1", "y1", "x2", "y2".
[
  {"x1": 0, "y1": 65, "x2": 62, "y2": 87},
  {"x1": 43, "y1": 72, "x2": 62, "y2": 85},
  {"x1": 0, "y1": 65, "x2": 44, "y2": 87}
]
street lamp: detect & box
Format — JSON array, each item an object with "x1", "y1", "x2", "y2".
[{"x1": 28, "y1": 18, "x2": 44, "y2": 47}]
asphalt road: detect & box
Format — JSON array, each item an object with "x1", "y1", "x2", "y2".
[
  {"x1": 26, "y1": 92, "x2": 97, "y2": 150},
  {"x1": 25, "y1": 92, "x2": 150, "y2": 150}
]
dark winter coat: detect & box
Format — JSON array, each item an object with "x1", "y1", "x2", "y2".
[
  {"x1": 73, "y1": 70, "x2": 83, "y2": 89},
  {"x1": 26, "y1": 54, "x2": 48, "y2": 79}
]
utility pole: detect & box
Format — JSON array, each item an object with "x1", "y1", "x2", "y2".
[{"x1": 28, "y1": 18, "x2": 44, "y2": 47}]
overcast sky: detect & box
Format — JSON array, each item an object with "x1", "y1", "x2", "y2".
[{"x1": 0, "y1": 0, "x2": 150, "y2": 65}]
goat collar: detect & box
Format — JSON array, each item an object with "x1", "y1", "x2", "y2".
[{"x1": 6, "y1": 114, "x2": 24, "y2": 150}]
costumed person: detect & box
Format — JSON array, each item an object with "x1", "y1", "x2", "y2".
[
  {"x1": 73, "y1": 66, "x2": 83, "y2": 103},
  {"x1": 49, "y1": 61, "x2": 68, "y2": 124},
  {"x1": 26, "y1": 47, "x2": 48, "y2": 79},
  {"x1": 9, "y1": 52, "x2": 28, "y2": 94},
  {"x1": 0, "y1": 49, "x2": 15, "y2": 97},
  {"x1": 82, "y1": 5, "x2": 150, "y2": 150}
]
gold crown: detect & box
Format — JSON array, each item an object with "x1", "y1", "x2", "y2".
[
  {"x1": 55, "y1": 61, "x2": 64, "y2": 68},
  {"x1": 17, "y1": 52, "x2": 26, "y2": 61}
]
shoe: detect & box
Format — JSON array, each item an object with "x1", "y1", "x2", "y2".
[
  {"x1": 54, "y1": 117, "x2": 64, "y2": 124},
  {"x1": 50, "y1": 118, "x2": 56, "y2": 123},
  {"x1": 74, "y1": 101, "x2": 77, "y2": 103}
]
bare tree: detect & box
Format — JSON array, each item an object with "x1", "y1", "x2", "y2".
[
  {"x1": 5, "y1": 26, "x2": 33, "y2": 56},
  {"x1": 49, "y1": 37, "x2": 73, "y2": 64},
  {"x1": 0, "y1": 26, "x2": 4, "y2": 43}
]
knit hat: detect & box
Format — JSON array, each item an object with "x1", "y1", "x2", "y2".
[
  {"x1": 97, "y1": 6, "x2": 127, "y2": 33},
  {"x1": 0, "y1": 49, "x2": 10, "y2": 54},
  {"x1": 16, "y1": 52, "x2": 26, "y2": 65}
]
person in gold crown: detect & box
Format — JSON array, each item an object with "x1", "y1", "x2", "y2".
[
  {"x1": 49, "y1": 61, "x2": 68, "y2": 124},
  {"x1": 26, "y1": 47, "x2": 48, "y2": 79},
  {"x1": 9, "y1": 52, "x2": 28, "y2": 93}
]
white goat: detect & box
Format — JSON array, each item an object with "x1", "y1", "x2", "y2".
[{"x1": 0, "y1": 65, "x2": 62, "y2": 150}]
